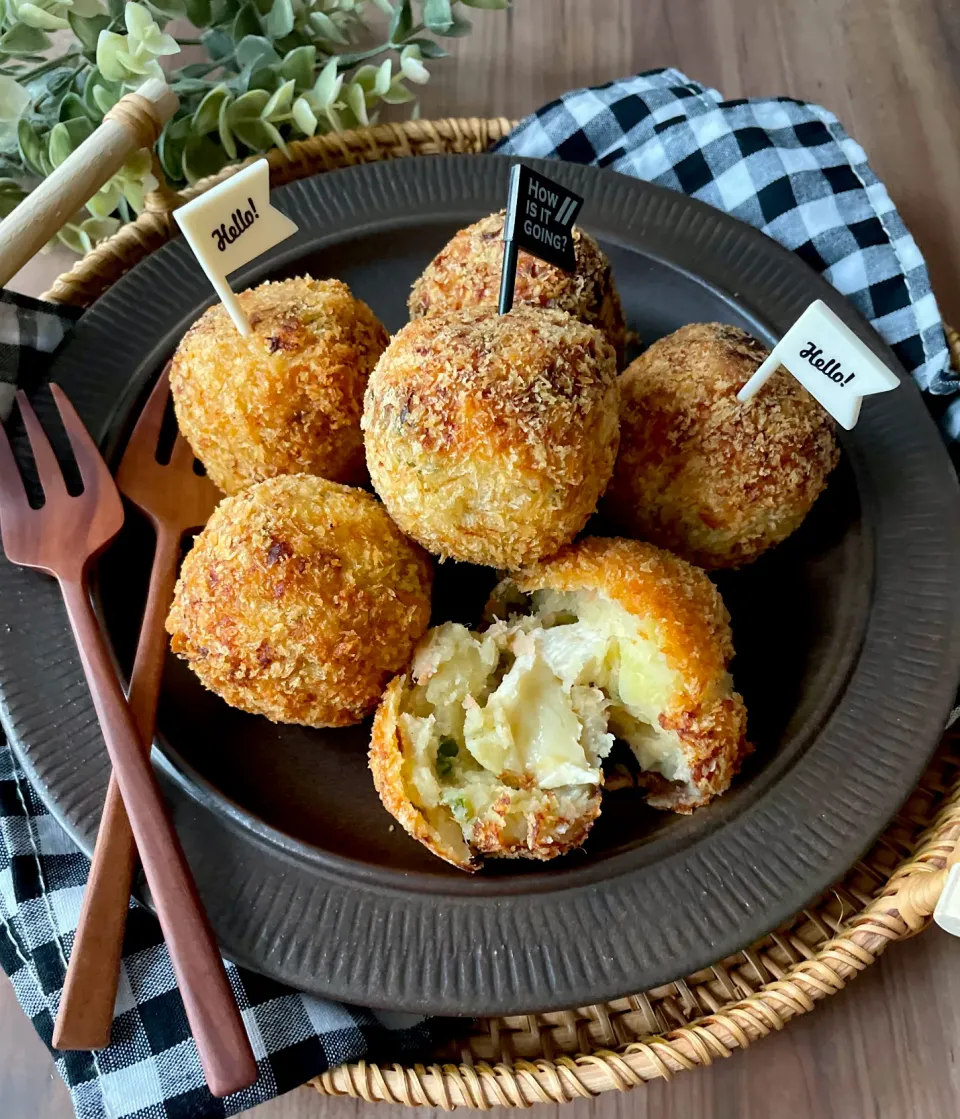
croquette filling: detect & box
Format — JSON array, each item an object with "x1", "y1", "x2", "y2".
[{"x1": 396, "y1": 589, "x2": 692, "y2": 854}]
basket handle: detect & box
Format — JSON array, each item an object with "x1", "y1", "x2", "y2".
[{"x1": 0, "y1": 78, "x2": 178, "y2": 290}]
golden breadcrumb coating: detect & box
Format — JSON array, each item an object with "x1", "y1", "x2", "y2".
[
  {"x1": 489, "y1": 537, "x2": 751, "y2": 813},
  {"x1": 409, "y1": 211, "x2": 627, "y2": 364},
  {"x1": 170, "y1": 276, "x2": 388, "y2": 495},
  {"x1": 362, "y1": 305, "x2": 620, "y2": 569},
  {"x1": 166, "y1": 474, "x2": 432, "y2": 727},
  {"x1": 603, "y1": 323, "x2": 840, "y2": 569}
]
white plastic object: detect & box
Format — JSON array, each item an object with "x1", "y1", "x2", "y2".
[
  {"x1": 173, "y1": 158, "x2": 298, "y2": 335},
  {"x1": 934, "y1": 863, "x2": 960, "y2": 937},
  {"x1": 736, "y1": 299, "x2": 900, "y2": 428}
]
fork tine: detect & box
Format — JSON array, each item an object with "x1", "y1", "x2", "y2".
[
  {"x1": 49, "y1": 384, "x2": 114, "y2": 497},
  {"x1": 122, "y1": 367, "x2": 171, "y2": 468},
  {"x1": 16, "y1": 390, "x2": 67, "y2": 502},
  {"x1": 170, "y1": 432, "x2": 195, "y2": 472},
  {"x1": 0, "y1": 410, "x2": 31, "y2": 525}
]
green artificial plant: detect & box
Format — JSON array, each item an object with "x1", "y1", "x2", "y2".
[{"x1": 0, "y1": 0, "x2": 507, "y2": 251}]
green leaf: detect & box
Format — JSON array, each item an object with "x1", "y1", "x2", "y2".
[
  {"x1": 291, "y1": 94, "x2": 316, "y2": 135},
  {"x1": 335, "y1": 44, "x2": 391, "y2": 66},
  {"x1": 459, "y1": 0, "x2": 508, "y2": 7},
  {"x1": 59, "y1": 92, "x2": 93, "y2": 121},
  {"x1": 243, "y1": 64, "x2": 279, "y2": 92},
  {"x1": 217, "y1": 87, "x2": 236, "y2": 158},
  {"x1": 373, "y1": 57, "x2": 391, "y2": 96},
  {"x1": 209, "y1": 0, "x2": 240, "y2": 22},
  {"x1": 398, "y1": 35, "x2": 446, "y2": 57},
  {"x1": 65, "y1": 116, "x2": 94, "y2": 144},
  {"x1": 0, "y1": 177, "x2": 24, "y2": 217},
  {"x1": 184, "y1": 0, "x2": 211, "y2": 22},
  {"x1": 440, "y1": 14, "x2": 473, "y2": 35},
  {"x1": 234, "y1": 34, "x2": 277, "y2": 69},
  {"x1": 85, "y1": 179, "x2": 122, "y2": 218},
  {"x1": 279, "y1": 44, "x2": 315, "y2": 90},
  {"x1": 423, "y1": 0, "x2": 452, "y2": 32},
  {"x1": 182, "y1": 132, "x2": 227, "y2": 184},
  {"x1": 157, "y1": 114, "x2": 191, "y2": 182},
  {"x1": 228, "y1": 86, "x2": 269, "y2": 120},
  {"x1": 148, "y1": 0, "x2": 187, "y2": 15},
  {"x1": 201, "y1": 28, "x2": 234, "y2": 63},
  {"x1": 192, "y1": 83, "x2": 230, "y2": 133},
  {"x1": 92, "y1": 81, "x2": 120, "y2": 113},
  {"x1": 309, "y1": 10, "x2": 347, "y2": 44},
  {"x1": 67, "y1": 11, "x2": 110, "y2": 50},
  {"x1": 0, "y1": 23, "x2": 51, "y2": 54},
  {"x1": 232, "y1": 1, "x2": 262, "y2": 40},
  {"x1": 344, "y1": 80, "x2": 367, "y2": 126},
  {"x1": 388, "y1": 0, "x2": 411, "y2": 42},
  {"x1": 47, "y1": 121, "x2": 73, "y2": 167},
  {"x1": 57, "y1": 223, "x2": 89, "y2": 254},
  {"x1": 381, "y1": 76, "x2": 414, "y2": 104},
  {"x1": 262, "y1": 77, "x2": 294, "y2": 120},
  {"x1": 311, "y1": 55, "x2": 340, "y2": 107},
  {"x1": 263, "y1": 0, "x2": 292, "y2": 38},
  {"x1": 229, "y1": 115, "x2": 280, "y2": 152},
  {"x1": 17, "y1": 117, "x2": 44, "y2": 175}
]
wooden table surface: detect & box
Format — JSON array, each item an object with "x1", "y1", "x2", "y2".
[{"x1": 4, "y1": 1, "x2": 960, "y2": 1116}]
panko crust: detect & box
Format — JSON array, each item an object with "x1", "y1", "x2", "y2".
[
  {"x1": 362, "y1": 305, "x2": 620, "y2": 569},
  {"x1": 370, "y1": 678, "x2": 479, "y2": 871},
  {"x1": 166, "y1": 474, "x2": 432, "y2": 727},
  {"x1": 468, "y1": 784, "x2": 601, "y2": 862},
  {"x1": 603, "y1": 322, "x2": 840, "y2": 569},
  {"x1": 170, "y1": 276, "x2": 388, "y2": 495},
  {"x1": 409, "y1": 211, "x2": 627, "y2": 365},
  {"x1": 496, "y1": 536, "x2": 751, "y2": 811},
  {"x1": 369, "y1": 679, "x2": 602, "y2": 871}
]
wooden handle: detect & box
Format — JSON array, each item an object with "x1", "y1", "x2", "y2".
[
  {"x1": 57, "y1": 576, "x2": 258, "y2": 1097},
  {"x1": 54, "y1": 528, "x2": 181, "y2": 1051},
  {"x1": 0, "y1": 78, "x2": 178, "y2": 289}
]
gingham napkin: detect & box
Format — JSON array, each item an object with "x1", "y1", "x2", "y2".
[
  {"x1": 1, "y1": 66, "x2": 957, "y2": 1119},
  {"x1": 0, "y1": 737, "x2": 440, "y2": 1119},
  {"x1": 496, "y1": 67, "x2": 959, "y2": 437}
]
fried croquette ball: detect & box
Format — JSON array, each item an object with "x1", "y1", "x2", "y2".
[
  {"x1": 602, "y1": 323, "x2": 840, "y2": 569},
  {"x1": 488, "y1": 537, "x2": 750, "y2": 813},
  {"x1": 170, "y1": 276, "x2": 388, "y2": 495},
  {"x1": 369, "y1": 537, "x2": 749, "y2": 871},
  {"x1": 370, "y1": 622, "x2": 605, "y2": 871},
  {"x1": 362, "y1": 306, "x2": 620, "y2": 569},
  {"x1": 166, "y1": 474, "x2": 432, "y2": 727},
  {"x1": 409, "y1": 211, "x2": 627, "y2": 364}
]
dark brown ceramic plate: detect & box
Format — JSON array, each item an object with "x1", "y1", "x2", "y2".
[{"x1": 1, "y1": 155, "x2": 959, "y2": 1016}]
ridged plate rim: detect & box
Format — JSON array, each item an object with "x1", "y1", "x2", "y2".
[{"x1": 1, "y1": 154, "x2": 959, "y2": 1015}]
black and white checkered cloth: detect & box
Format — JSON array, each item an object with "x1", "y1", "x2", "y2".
[
  {"x1": 496, "y1": 68, "x2": 960, "y2": 437},
  {"x1": 1, "y1": 67, "x2": 957, "y2": 1119},
  {"x1": 0, "y1": 739, "x2": 440, "y2": 1118}
]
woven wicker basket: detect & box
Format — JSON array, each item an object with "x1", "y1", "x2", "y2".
[{"x1": 44, "y1": 118, "x2": 960, "y2": 1109}]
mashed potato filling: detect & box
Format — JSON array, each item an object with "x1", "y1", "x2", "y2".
[{"x1": 396, "y1": 588, "x2": 693, "y2": 853}]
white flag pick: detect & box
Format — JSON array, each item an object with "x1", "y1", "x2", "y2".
[
  {"x1": 173, "y1": 158, "x2": 299, "y2": 336},
  {"x1": 736, "y1": 299, "x2": 900, "y2": 429}
]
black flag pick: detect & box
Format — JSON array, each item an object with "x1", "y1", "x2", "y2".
[{"x1": 498, "y1": 163, "x2": 585, "y2": 314}]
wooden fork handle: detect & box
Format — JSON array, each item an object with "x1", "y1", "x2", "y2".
[
  {"x1": 54, "y1": 528, "x2": 180, "y2": 1052},
  {"x1": 57, "y1": 575, "x2": 257, "y2": 1098},
  {"x1": 0, "y1": 78, "x2": 178, "y2": 289}
]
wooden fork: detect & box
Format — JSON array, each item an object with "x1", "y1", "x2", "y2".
[
  {"x1": 0, "y1": 386, "x2": 257, "y2": 1097},
  {"x1": 53, "y1": 368, "x2": 220, "y2": 1053}
]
